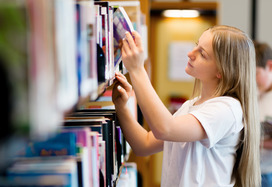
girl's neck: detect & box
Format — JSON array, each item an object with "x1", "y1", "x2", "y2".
[
  {"x1": 195, "y1": 85, "x2": 217, "y2": 105},
  {"x1": 194, "y1": 95, "x2": 215, "y2": 105}
]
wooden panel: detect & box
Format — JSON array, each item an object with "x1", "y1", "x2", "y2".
[{"x1": 151, "y1": 2, "x2": 217, "y2": 10}]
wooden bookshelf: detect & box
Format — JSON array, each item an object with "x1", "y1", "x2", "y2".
[{"x1": 151, "y1": 1, "x2": 217, "y2": 10}]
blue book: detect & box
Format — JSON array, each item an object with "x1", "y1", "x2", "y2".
[{"x1": 19, "y1": 132, "x2": 77, "y2": 157}]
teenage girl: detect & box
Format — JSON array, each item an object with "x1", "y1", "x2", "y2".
[{"x1": 112, "y1": 25, "x2": 261, "y2": 187}]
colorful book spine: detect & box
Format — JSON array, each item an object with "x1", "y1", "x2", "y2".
[{"x1": 62, "y1": 127, "x2": 92, "y2": 187}]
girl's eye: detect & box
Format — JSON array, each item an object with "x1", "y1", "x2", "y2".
[
  {"x1": 195, "y1": 42, "x2": 206, "y2": 58},
  {"x1": 199, "y1": 50, "x2": 205, "y2": 58}
]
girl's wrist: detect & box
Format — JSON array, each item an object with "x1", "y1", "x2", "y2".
[
  {"x1": 128, "y1": 66, "x2": 146, "y2": 80},
  {"x1": 115, "y1": 103, "x2": 130, "y2": 114}
]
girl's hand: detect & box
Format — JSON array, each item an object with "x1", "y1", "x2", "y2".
[
  {"x1": 112, "y1": 72, "x2": 133, "y2": 107},
  {"x1": 121, "y1": 31, "x2": 145, "y2": 73}
]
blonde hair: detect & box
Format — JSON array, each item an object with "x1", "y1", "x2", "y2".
[{"x1": 192, "y1": 25, "x2": 261, "y2": 187}]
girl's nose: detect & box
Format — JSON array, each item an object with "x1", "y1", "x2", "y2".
[{"x1": 187, "y1": 50, "x2": 195, "y2": 61}]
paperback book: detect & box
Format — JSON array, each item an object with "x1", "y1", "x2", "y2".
[{"x1": 113, "y1": 6, "x2": 134, "y2": 69}]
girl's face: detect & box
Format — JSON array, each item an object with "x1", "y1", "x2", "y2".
[{"x1": 186, "y1": 30, "x2": 220, "y2": 84}]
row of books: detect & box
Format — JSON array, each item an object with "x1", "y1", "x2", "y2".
[
  {"x1": 4, "y1": 109, "x2": 132, "y2": 187},
  {"x1": 0, "y1": 1, "x2": 139, "y2": 186},
  {"x1": 0, "y1": 0, "x2": 143, "y2": 141},
  {"x1": 26, "y1": 0, "x2": 139, "y2": 140}
]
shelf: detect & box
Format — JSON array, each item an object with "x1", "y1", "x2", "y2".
[
  {"x1": 150, "y1": 1, "x2": 217, "y2": 10},
  {"x1": 77, "y1": 80, "x2": 113, "y2": 110}
]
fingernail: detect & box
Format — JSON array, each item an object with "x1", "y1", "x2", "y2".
[{"x1": 117, "y1": 85, "x2": 122, "y2": 90}]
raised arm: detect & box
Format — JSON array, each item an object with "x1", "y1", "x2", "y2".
[
  {"x1": 121, "y1": 31, "x2": 207, "y2": 142},
  {"x1": 112, "y1": 72, "x2": 163, "y2": 156}
]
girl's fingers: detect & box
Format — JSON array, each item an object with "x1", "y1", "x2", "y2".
[
  {"x1": 117, "y1": 85, "x2": 129, "y2": 100},
  {"x1": 125, "y1": 31, "x2": 136, "y2": 51},
  {"x1": 122, "y1": 38, "x2": 130, "y2": 55},
  {"x1": 115, "y1": 74, "x2": 127, "y2": 84},
  {"x1": 132, "y1": 31, "x2": 142, "y2": 48},
  {"x1": 115, "y1": 72, "x2": 125, "y2": 83},
  {"x1": 115, "y1": 71, "x2": 126, "y2": 80},
  {"x1": 115, "y1": 75, "x2": 132, "y2": 91}
]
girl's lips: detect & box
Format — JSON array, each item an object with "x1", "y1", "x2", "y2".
[{"x1": 188, "y1": 62, "x2": 193, "y2": 68}]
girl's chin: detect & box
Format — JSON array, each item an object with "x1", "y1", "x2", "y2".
[{"x1": 185, "y1": 67, "x2": 191, "y2": 74}]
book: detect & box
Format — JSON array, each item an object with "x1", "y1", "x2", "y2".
[
  {"x1": 102, "y1": 120, "x2": 115, "y2": 187},
  {"x1": 61, "y1": 127, "x2": 93, "y2": 187},
  {"x1": 90, "y1": 131, "x2": 100, "y2": 187},
  {"x1": 7, "y1": 157, "x2": 78, "y2": 187},
  {"x1": 17, "y1": 132, "x2": 77, "y2": 158},
  {"x1": 98, "y1": 135, "x2": 106, "y2": 187},
  {"x1": 113, "y1": 6, "x2": 134, "y2": 69},
  {"x1": 76, "y1": 1, "x2": 98, "y2": 98},
  {"x1": 54, "y1": 0, "x2": 78, "y2": 113},
  {"x1": 94, "y1": 2, "x2": 111, "y2": 82}
]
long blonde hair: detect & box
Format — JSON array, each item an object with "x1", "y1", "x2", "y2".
[{"x1": 192, "y1": 25, "x2": 261, "y2": 187}]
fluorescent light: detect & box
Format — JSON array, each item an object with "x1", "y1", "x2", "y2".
[{"x1": 162, "y1": 10, "x2": 200, "y2": 18}]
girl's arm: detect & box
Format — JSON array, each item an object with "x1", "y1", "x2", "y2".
[
  {"x1": 121, "y1": 31, "x2": 207, "y2": 142},
  {"x1": 112, "y1": 73, "x2": 163, "y2": 156}
]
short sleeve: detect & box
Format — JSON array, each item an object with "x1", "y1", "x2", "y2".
[{"x1": 189, "y1": 97, "x2": 243, "y2": 148}]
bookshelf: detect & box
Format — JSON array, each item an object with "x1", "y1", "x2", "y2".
[{"x1": 0, "y1": 0, "x2": 143, "y2": 186}]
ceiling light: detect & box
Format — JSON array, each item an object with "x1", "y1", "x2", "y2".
[{"x1": 162, "y1": 10, "x2": 200, "y2": 18}]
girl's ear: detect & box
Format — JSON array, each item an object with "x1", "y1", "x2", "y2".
[
  {"x1": 267, "y1": 60, "x2": 272, "y2": 71},
  {"x1": 216, "y1": 72, "x2": 222, "y2": 79}
]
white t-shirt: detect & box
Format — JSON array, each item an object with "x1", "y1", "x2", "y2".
[
  {"x1": 161, "y1": 96, "x2": 244, "y2": 187},
  {"x1": 259, "y1": 91, "x2": 272, "y2": 174}
]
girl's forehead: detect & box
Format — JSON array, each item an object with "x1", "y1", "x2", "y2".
[
  {"x1": 199, "y1": 30, "x2": 214, "y2": 53},
  {"x1": 199, "y1": 30, "x2": 213, "y2": 42}
]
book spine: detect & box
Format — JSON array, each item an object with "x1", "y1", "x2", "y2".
[{"x1": 102, "y1": 120, "x2": 113, "y2": 187}]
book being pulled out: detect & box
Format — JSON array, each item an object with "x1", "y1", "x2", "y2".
[{"x1": 113, "y1": 6, "x2": 134, "y2": 68}]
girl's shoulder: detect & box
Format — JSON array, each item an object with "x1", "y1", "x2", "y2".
[
  {"x1": 207, "y1": 96, "x2": 240, "y2": 104},
  {"x1": 203, "y1": 96, "x2": 243, "y2": 119},
  {"x1": 203, "y1": 96, "x2": 242, "y2": 111},
  {"x1": 188, "y1": 96, "x2": 240, "y2": 107},
  {"x1": 208, "y1": 96, "x2": 241, "y2": 107},
  {"x1": 174, "y1": 96, "x2": 241, "y2": 115}
]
